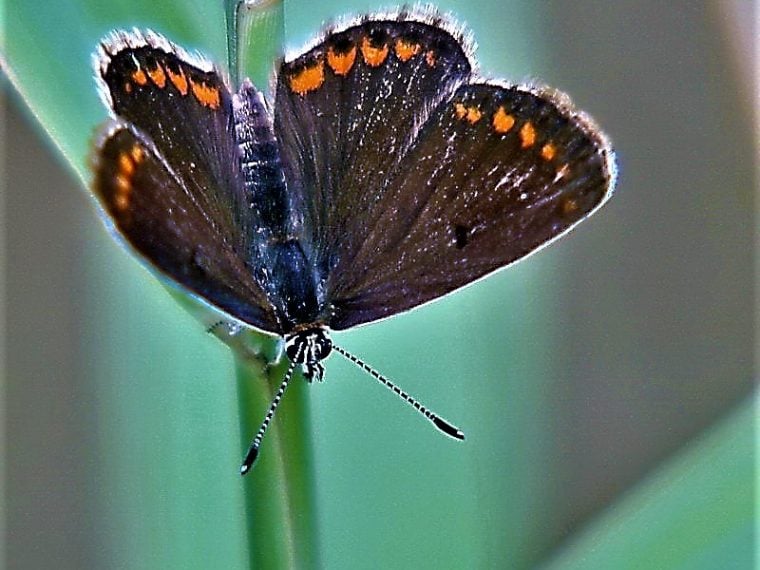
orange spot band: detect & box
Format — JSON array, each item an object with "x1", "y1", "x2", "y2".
[{"x1": 114, "y1": 145, "x2": 144, "y2": 212}]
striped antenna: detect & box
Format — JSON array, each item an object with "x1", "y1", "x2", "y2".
[
  {"x1": 240, "y1": 358, "x2": 298, "y2": 475},
  {"x1": 331, "y1": 344, "x2": 465, "y2": 441}
]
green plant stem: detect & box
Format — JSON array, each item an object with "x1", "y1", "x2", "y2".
[
  {"x1": 221, "y1": 3, "x2": 321, "y2": 567},
  {"x1": 225, "y1": 0, "x2": 285, "y2": 90},
  {"x1": 233, "y1": 335, "x2": 320, "y2": 569}
]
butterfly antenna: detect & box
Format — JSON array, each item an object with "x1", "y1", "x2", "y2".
[
  {"x1": 240, "y1": 358, "x2": 298, "y2": 475},
  {"x1": 331, "y1": 345, "x2": 465, "y2": 441}
]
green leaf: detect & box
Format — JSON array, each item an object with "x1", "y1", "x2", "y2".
[{"x1": 542, "y1": 394, "x2": 756, "y2": 570}]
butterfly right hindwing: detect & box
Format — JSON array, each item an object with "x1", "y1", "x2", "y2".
[{"x1": 325, "y1": 83, "x2": 615, "y2": 329}]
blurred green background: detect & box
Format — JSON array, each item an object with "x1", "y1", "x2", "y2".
[{"x1": 2, "y1": 1, "x2": 755, "y2": 569}]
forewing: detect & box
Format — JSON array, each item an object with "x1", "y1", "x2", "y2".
[
  {"x1": 273, "y1": 13, "x2": 473, "y2": 276},
  {"x1": 326, "y1": 83, "x2": 617, "y2": 329},
  {"x1": 92, "y1": 122, "x2": 280, "y2": 331},
  {"x1": 96, "y1": 30, "x2": 256, "y2": 249}
]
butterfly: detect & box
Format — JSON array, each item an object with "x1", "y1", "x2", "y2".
[{"x1": 91, "y1": 9, "x2": 616, "y2": 474}]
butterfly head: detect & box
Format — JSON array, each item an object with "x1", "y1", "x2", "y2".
[{"x1": 285, "y1": 327, "x2": 333, "y2": 382}]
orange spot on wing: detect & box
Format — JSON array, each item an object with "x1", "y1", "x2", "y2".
[
  {"x1": 147, "y1": 64, "x2": 166, "y2": 88},
  {"x1": 167, "y1": 66, "x2": 189, "y2": 95},
  {"x1": 555, "y1": 163, "x2": 570, "y2": 181},
  {"x1": 394, "y1": 39, "x2": 420, "y2": 62},
  {"x1": 541, "y1": 142, "x2": 557, "y2": 161},
  {"x1": 130, "y1": 145, "x2": 144, "y2": 163},
  {"x1": 455, "y1": 103, "x2": 483, "y2": 124},
  {"x1": 190, "y1": 78, "x2": 221, "y2": 109},
  {"x1": 492, "y1": 107, "x2": 515, "y2": 133},
  {"x1": 114, "y1": 190, "x2": 130, "y2": 211},
  {"x1": 360, "y1": 36, "x2": 389, "y2": 67},
  {"x1": 118, "y1": 153, "x2": 135, "y2": 176},
  {"x1": 327, "y1": 46, "x2": 357, "y2": 76},
  {"x1": 520, "y1": 121, "x2": 536, "y2": 148},
  {"x1": 131, "y1": 68, "x2": 148, "y2": 86},
  {"x1": 114, "y1": 146, "x2": 144, "y2": 212},
  {"x1": 466, "y1": 107, "x2": 482, "y2": 124},
  {"x1": 562, "y1": 197, "x2": 578, "y2": 215},
  {"x1": 288, "y1": 61, "x2": 325, "y2": 95},
  {"x1": 425, "y1": 50, "x2": 436, "y2": 67},
  {"x1": 115, "y1": 173, "x2": 130, "y2": 193}
]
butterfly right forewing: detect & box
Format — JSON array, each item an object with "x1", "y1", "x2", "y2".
[{"x1": 273, "y1": 14, "x2": 473, "y2": 282}]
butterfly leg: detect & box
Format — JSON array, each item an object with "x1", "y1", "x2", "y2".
[{"x1": 303, "y1": 362, "x2": 325, "y2": 383}]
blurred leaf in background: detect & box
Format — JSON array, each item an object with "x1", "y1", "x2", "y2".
[{"x1": 2, "y1": 0, "x2": 755, "y2": 569}]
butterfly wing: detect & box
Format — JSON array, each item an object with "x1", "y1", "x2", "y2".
[
  {"x1": 92, "y1": 30, "x2": 281, "y2": 332},
  {"x1": 273, "y1": 14, "x2": 615, "y2": 330},
  {"x1": 273, "y1": 14, "x2": 473, "y2": 285},
  {"x1": 326, "y1": 82, "x2": 616, "y2": 329}
]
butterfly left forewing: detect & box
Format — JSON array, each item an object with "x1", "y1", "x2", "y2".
[
  {"x1": 326, "y1": 82, "x2": 616, "y2": 329},
  {"x1": 96, "y1": 30, "x2": 258, "y2": 244}
]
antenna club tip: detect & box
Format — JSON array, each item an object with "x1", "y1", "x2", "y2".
[
  {"x1": 241, "y1": 445, "x2": 260, "y2": 475},
  {"x1": 432, "y1": 417, "x2": 466, "y2": 441}
]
